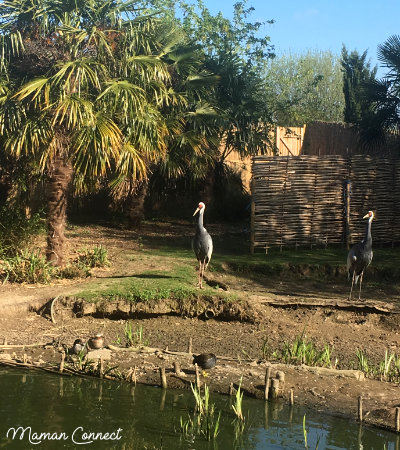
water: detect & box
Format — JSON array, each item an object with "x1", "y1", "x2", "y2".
[{"x1": 0, "y1": 367, "x2": 397, "y2": 449}]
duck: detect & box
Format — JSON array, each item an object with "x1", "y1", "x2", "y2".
[
  {"x1": 70, "y1": 339, "x2": 87, "y2": 356},
  {"x1": 88, "y1": 333, "x2": 105, "y2": 350},
  {"x1": 193, "y1": 353, "x2": 217, "y2": 376}
]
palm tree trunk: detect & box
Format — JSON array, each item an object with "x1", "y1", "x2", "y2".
[
  {"x1": 46, "y1": 155, "x2": 72, "y2": 266},
  {"x1": 125, "y1": 179, "x2": 148, "y2": 228}
]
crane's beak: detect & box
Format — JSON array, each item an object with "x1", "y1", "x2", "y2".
[
  {"x1": 362, "y1": 213, "x2": 369, "y2": 219},
  {"x1": 193, "y1": 208, "x2": 200, "y2": 216}
]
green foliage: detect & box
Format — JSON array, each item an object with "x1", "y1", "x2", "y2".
[
  {"x1": 58, "y1": 245, "x2": 110, "y2": 279},
  {"x1": 179, "y1": 383, "x2": 220, "y2": 441},
  {"x1": 0, "y1": 249, "x2": 54, "y2": 284},
  {"x1": 280, "y1": 332, "x2": 334, "y2": 367},
  {"x1": 341, "y1": 45, "x2": 377, "y2": 124},
  {"x1": 74, "y1": 246, "x2": 110, "y2": 268},
  {"x1": 356, "y1": 348, "x2": 400, "y2": 382},
  {"x1": 0, "y1": 207, "x2": 44, "y2": 257},
  {"x1": 123, "y1": 322, "x2": 150, "y2": 347},
  {"x1": 0, "y1": 243, "x2": 110, "y2": 284},
  {"x1": 358, "y1": 35, "x2": 400, "y2": 146},
  {"x1": 264, "y1": 50, "x2": 345, "y2": 126}
]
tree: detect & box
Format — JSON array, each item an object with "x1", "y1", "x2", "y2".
[
  {"x1": 359, "y1": 35, "x2": 400, "y2": 146},
  {"x1": 0, "y1": 0, "x2": 185, "y2": 264},
  {"x1": 341, "y1": 46, "x2": 377, "y2": 124},
  {"x1": 263, "y1": 50, "x2": 345, "y2": 126}
]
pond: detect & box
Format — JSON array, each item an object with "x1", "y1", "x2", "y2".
[{"x1": 0, "y1": 367, "x2": 397, "y2": 449}]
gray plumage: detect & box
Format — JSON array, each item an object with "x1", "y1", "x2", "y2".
[
  {"x1": 347, "y1": 211, "x2": 374, "y2": 300},
  {"x1": 192, "y1": 202, "x2": 213, "y2": 289}
]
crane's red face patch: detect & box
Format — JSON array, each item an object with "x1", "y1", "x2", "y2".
[{"x1": 198, "y1": 202, "x2": 205, "y2": 209}]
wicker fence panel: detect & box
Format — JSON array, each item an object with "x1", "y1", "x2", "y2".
[{"x1": 251, "y1": 155, "x2": 400, "y2": 250}]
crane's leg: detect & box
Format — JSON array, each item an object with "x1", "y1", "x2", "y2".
[
  {"x1": 200, "y1": 261, "x2": 206, "y2": 289},
  {"x1": 358, "y1": 271, "x2": 364, "y2": 300},
  {"x1": 198, "y1": 262, "x2": 203, "y2": 289},
  {"x1": 349, "y1": 270, "x2": 356, "y2": 300}
]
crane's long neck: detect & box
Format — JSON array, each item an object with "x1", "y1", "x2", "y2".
[
  {"x1": 197, "y1": 211, "x2": 205, "y2": 233},
  {"x1": 364, "y1": 217, "x2": 372, "y2": 247}
]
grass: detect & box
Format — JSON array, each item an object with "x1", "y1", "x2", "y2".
[
  {"x1": 0, "y1": 245, "x2": 111, "y2": 284},
  {"x1": 0, "y1": 249, "x2": 55, "y2": 284},
  {"x1": 179, "y1": 383, "x2": 221, "y2": 441},
  {"x1": 356, "y1": 349, "x2": 400, "y2": 382},
  {"x1": 122, "y1": 322, "x2": 149, "y2": 347},
  {"x1": 75, "y1": 260, "x2": 237, "y2": 305},
  {"x1": 279, "y1": 332, "x2": 335, "y2": 368}
]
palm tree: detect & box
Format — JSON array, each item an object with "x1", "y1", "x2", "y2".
[
  {"x1": 359, "y1": 35, "x2": 400, "y2": 146},
  {"x1": 0, "y1": 0, "x2": 182, "y2": 265}
]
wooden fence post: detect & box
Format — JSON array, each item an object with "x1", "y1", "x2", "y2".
[
  {"x1": 344, "y1": 179, "x2": 351, "y2": 249},
  {"x1": 250, "y1": 163, "x2": 255, "y2": 255}
]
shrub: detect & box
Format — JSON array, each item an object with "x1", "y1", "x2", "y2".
[
  {"x1": 0, "y1": 249, "x2": 54, "y2": 284},
  {"x1": 0, "y1": 207, "x2": 44, "y2": 257}
]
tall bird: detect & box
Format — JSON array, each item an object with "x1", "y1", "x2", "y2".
[
  {"x1": 192, "y1": 202, "x2": 213, "y2": 289},
  {"x1": 347, "y1": 211, "x2": 374, "y2": 300}
]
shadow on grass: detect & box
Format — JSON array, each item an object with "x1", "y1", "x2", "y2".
[{"x1": 102, "y1": 274, "x2": 177, "y2": 280}]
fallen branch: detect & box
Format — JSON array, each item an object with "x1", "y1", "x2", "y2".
[
  {"x1": 0, "y1": 342, "x2": 48, "y2": 349},
  {"x1": 50, "y1": 295, "x2": 61, "y2": 324}
]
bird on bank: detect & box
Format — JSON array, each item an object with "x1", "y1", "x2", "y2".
[
  {"x1": 347, "y1": 211, "x2": 374, "y2": 300},
  {"x1": 192, "y1": 202, "x2": 213, "y2": 289},
  {"x1": 70, "y1": 339, "x2": 87, "y2": 356},
  {"x1": 193, "y1": 353, "x2": 217, "y2": 376},
  {"x1": 88, "y1": 333, "x2": 105, "y2": 350}
]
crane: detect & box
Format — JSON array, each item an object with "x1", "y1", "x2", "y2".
[
  {"x1": 192, "y1": 202, "x2": 213, "y2": 289},
  {"x1": 347, "y1": 211, "x2": 374, "y2": 300}
]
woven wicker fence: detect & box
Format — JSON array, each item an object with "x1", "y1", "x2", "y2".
[{"x1": 251, "y1": 155, "x2": 400, "y2": 251}]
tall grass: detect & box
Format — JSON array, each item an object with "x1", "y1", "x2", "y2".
[
  {"x1": 179, "y1": 383, "x2": 220, "y2": 441},
  {"x1": 356, "y1": 348, "x2": 400, "y2": 382},
  {"x1": 280, "y1": 332, "x2": 334, "y2": 368},
  {"x1": 123, "y1": 322, "x2": 149, "y2": 347},
  {"x1": 0, "y1": 249, "x2": 54, "y2": 284}
]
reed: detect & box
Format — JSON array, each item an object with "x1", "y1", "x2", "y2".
[
  {"x1": 124, "y1": 322, "x2": 149, "y2": 347},
  {"x1": 179, "y1": 383, "x2": 220, "y2": 441},
  {"x1": 280, "y1": 332, "x2": 334, "y2": 368}
]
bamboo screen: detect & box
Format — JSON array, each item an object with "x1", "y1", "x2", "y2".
[{"x1": 251, "y1": 155, "x2": 400, "y2": 251}]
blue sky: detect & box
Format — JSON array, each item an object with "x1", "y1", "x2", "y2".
[{"x1": 201, "y1": 0, "x2": 399, "y2": 77}]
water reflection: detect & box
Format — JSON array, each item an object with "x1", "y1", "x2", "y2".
[{"x1": 0, "y1": 367, "x2": 397, "y2": 449}]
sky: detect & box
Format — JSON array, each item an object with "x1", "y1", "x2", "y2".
[{"x1": 200, "y1": 0, "x2": 399, "y2": 77}]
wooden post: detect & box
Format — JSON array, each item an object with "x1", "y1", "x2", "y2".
[
  {"x1": 358, "y1": 396, "x2": 363, "y2": 422},
  {"x1": 271, "y1": 378, "x2": 280, "y2": 399},
  {"x1": 289, "y1": 389, "x2": 294, "y2": 406},
  {"x1": 188, "y1": 337, "x2": 193, "y2": 355},
  {"x1": 345, "y1": 180, "x2": 351, "y2": 249},
  {"x1": 276, "y1": 371, "x2": 285, "y2": 393},
  {"x1": 99, "y1": 357, "x2": 104, "y2": 379},
  {"x1": 131, "y1": 366, "x2": 137, "y2": 385},
  {"x1": 159, "y1": 366, "x2": 167, "y2": 389},
  {"x1": 173, "y1": 361, "x2": 185, "y2": 377},
  {"x1": 396, "y1": 407, "x2": 400, "y2": 432},
  {"x1": 195, "y1": 363, "x2": 201, "y2": 389},
  {"x1": 250, "y1": 175, "x2": 255, "y2": 255},
  {"x1": 264, "y1": 367, "x2": 271, "y2": 400},
  {"x1": 59, "y1": 351, "x2": 65, "y2": 373}
]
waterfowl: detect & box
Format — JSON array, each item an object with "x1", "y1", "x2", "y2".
[
  {"x1": 70, "y1": 339, "x2": 87, "y2": 355},
  {"x1": 193, "y1": 353, "x2": 217, "y2": 373},
  {"x1": 88, "y1": 333, "x2": 105, "y2": 350}
]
